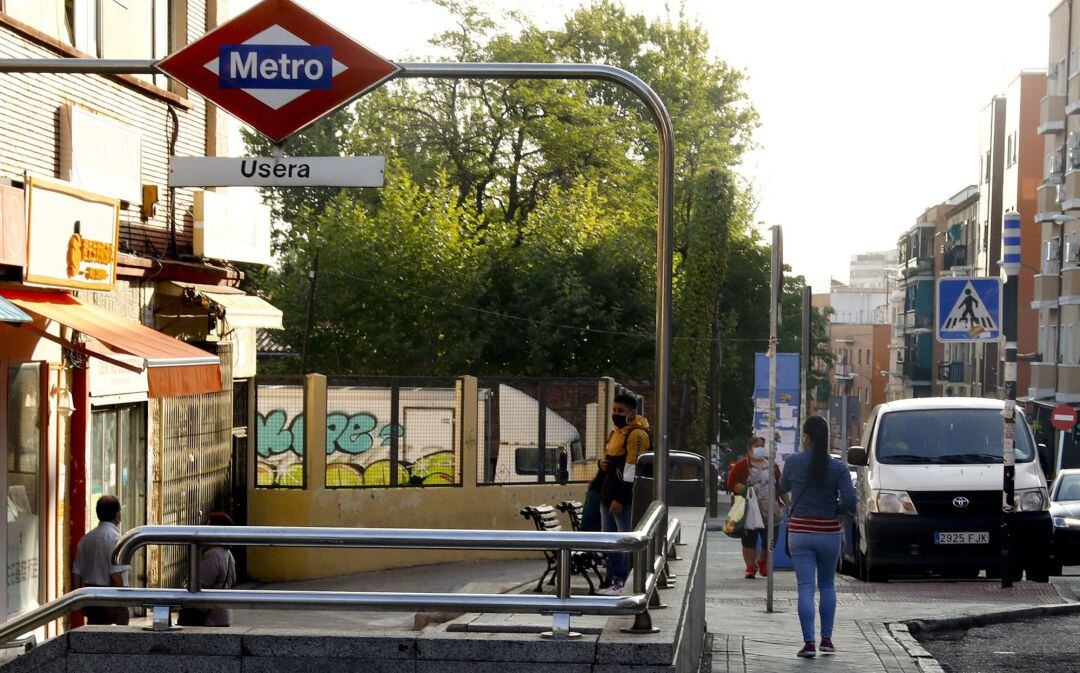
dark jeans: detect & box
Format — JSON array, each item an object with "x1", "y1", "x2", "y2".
[{"x1": 83, "y1": 606, "x2": 130, "y2": 625}]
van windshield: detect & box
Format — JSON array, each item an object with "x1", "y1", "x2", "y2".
[{"x1": 875, "y1": 409, "x2": 1034, "y2": 464}]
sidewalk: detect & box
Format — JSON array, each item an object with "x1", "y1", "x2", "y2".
[{"x1": 704, "y1": 516, "x2": 1071, "y2": 673}]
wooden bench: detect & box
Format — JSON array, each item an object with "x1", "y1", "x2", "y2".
[{"x1": 520, "y1": 505, "x2": 602, "y2": 595}]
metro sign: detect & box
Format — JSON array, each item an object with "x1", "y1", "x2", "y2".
[{"x1": 156, "y1": 0, "x2": 399, "y2": 142}]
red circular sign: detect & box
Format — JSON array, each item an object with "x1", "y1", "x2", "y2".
[{"x1": 1052, "y1": 404, "x2": 1078, "y2": 431}]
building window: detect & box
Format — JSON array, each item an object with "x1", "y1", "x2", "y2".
[
  {"x1": 1007, "y1": 136, "x2": 1014, "y2": 168},
  {"x1": 985, "y1": 151, "x2": 991, "y2": 182}
]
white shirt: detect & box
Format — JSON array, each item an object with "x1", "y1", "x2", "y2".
[{"x1": 72, "y1": 522, "x2": 130, "y2": 587}]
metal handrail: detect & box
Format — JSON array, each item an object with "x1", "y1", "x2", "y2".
[
  {"x1": 114, "y1": 499, "x2": 667, "y2": 562},
  {"x1": 0, "y1": 502, "x2": 674, "y2": 646}
]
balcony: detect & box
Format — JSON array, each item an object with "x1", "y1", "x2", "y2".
[
  {"x1": 1040, "y1": 95, "x2": 1067, "y2": 135},
  {"x1": 903, "y1": 359, "x2": 932, "y2": 383},
  {"x1": 941, "y1": 244, "x2": 968, "y2": 270},
  {"x1": 1030, "y1": 362, "x2": 1058, "y2": 399},
  {"x1": 902, "y1": 311, "x2": 932, "y2": 331},
  {"x1": 1067, "y1": 168, "x2": 1080, "y2": 210},
  {"x1": 900, "y1": 256, "x2": 933, "y2": 279},
  {"x1": 1064, "y1": 266, "x2": 1080, "y2": 297},
  {"x1": 1037, "y1": 183, "x2": 1062, "y2": 222},
  {"x1": 1059, "y1": 365, "x2": 1080, "y2": 401},
  {"x1": 937, "y1": 361, "x2": 965, "y2": 384},
  {"x1": 1033, "y1": 274, "x2": 1061, "y2": 309}
]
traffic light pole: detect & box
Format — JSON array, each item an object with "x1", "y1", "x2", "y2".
[{"x1": 1001, "y1": 210, "x2": 1021, "y2": 589}]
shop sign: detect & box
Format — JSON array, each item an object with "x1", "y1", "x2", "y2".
[
  {"x1": 193, "y1": 189, "x2": 272, "y2": 265},
  {"x1": 25, "y1": 177, "x2": 120, "y2": 292},
  {"x1": 59, "y1": 104, "x2": 143, "y2": 205}
]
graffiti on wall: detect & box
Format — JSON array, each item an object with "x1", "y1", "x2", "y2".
[{"x1": 255, "y1": 408, "x2": 457, "y2": 488}]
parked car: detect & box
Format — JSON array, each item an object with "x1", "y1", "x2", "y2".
[
  {"x1": 1050, "y1": 468, "x2": 1080, "y2": 574},
  {"x1": 841, "y1": 398, "x2": 1052, "y2": 582}
]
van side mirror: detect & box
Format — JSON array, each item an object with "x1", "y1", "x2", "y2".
[{"x1": 846, "y1": 447, "x2": 868, "y2": 467}]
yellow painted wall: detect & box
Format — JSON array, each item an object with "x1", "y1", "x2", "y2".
[
  {"x1": 246, "y1": 375, "x2": 600, "y2": 582},
  {"x1": 246, "y1": 482, "x2": 590, "y2": 582}
]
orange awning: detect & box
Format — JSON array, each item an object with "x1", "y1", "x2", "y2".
[{"x1": 1, "y1": 289, "x2": 221, "y2": 398}]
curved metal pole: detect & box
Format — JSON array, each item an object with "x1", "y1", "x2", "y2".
[
  {"x1": 0, "y1": 58, "x2": 675, "y2": 538},
  {"x1": 394, "y1": 62, "x2": 674, "y2": 531}
]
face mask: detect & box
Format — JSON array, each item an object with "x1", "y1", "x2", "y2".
[
  {"x1": 612, "y1": 414, "x2": 628, "y2": 428},
  {"x1": 752, "y1": 446, "x2": 767, "y2": 459}
]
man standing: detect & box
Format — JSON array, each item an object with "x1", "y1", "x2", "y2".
[
  {"x1": 72, "y1": 495, "x2": 130, "y2": 625},
  {"x1": 598, "y1": 393, "x2": 651, "y2": 596}
]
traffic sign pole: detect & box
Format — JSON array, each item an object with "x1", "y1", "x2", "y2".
[
  {"x1": 1051, "y1": 404, "x2": 1077, "y2": 479},
  {"x1": 1000, "y1": 209, "x2": 1021, "y2": 589}
]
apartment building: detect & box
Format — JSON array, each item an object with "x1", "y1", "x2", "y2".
[
  {"x1": 0, "y1": 1, "x2": 281, "y2": 626},
  {"x1": 849, "y1": 250, "x2": 898, "y2": 290}
]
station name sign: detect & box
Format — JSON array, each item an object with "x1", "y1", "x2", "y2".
[{"x1": 169, "y1": 156, "x2": 385, "y2": 188}]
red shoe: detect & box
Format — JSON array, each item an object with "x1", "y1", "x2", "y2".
[
  {"x1": 758, "y1": 561, "x2": 768, "y2": 577},
  {"x1": 820, "y1": 638, "x2": 835, "y2": 654},
  {"x1": 797, "y1": 643, "x2": 816, "y2": 659},
  {"x1": 744, "y1": 566, "x2": 757, "y2": 579}
]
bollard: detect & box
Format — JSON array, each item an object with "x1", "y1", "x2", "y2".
[{"x1": 541, "y1": 549, "x2": 581, "y2": 639}]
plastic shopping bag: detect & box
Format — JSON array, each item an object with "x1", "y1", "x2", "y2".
[
  {"x1": 723, "y1": 494, "x2": 747, "y2": 538},
  {"x1": 744, "y1": 487, "x2": 765, "y2": 530}
]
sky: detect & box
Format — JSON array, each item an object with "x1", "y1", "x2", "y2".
[{"x1": 232, "y1": 0, "x2": 1054, "y2": 290}]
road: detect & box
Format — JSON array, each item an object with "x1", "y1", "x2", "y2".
[{"x1": 912, "y1": 568, "x2": 1080, "y2": 673}]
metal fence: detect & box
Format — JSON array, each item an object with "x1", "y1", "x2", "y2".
[
  {"x1": 478, "y1": 378, "x2": 607, "y2": 485},
  {"x1": 254, "y1": 377, "x2": 306, "y2": 488},
  {"x1": 325, "y1": 376, "x2": 459, "y2": 488}
]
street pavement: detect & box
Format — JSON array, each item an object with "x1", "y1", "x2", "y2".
[
  {"x1": 918, "y1": 612, "x2": 1080, "y2": 673},
  {"x1": 704, "y1": 514, "x2": 1070, "y2": 673}
]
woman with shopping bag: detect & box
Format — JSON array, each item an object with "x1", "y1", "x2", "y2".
[{"x1": 727, "y1": 437, "x2": 788, "y2": 578}]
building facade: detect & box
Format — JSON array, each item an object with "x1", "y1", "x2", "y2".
[
  {"x1": 848, "y1": 250, "x2": 899, "y2": 290},
  {"x1": 0, "y1": 1, "x2": 280, "y2": 632}
]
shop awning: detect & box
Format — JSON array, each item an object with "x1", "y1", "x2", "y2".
[
  {"x1": 0, "y1": 289, "x2": 221, "y2": 398},
  {"x1": 162, "y1": 282, "x2": 284, "y2": 330},
  {"x1": 0, "y1": 295, "x2": 32, "y2": 324}
]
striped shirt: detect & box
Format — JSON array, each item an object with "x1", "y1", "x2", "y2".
[{"x1": 788, "y1": 515, "x2": 842, "y2": 534}]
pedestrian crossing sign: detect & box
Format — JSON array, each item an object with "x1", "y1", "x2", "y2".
[{"x1": 935, "y1": 277, "x2": 1003, "y2": 343}]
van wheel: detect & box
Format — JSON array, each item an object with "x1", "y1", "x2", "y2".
[
  {"x1": 1026, "y1": 562, "x2": 1052, "y2": 583},
  {"x1": 865, "y1": 561, "x2": 888, "y2": 583}
]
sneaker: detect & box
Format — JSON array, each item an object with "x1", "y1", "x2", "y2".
[
  {"x1": 744, "y1": 567, "x2": 757, "y2": 579},
  {"x1": 599, "y1": 582, "x2": 624, "y2": 596},
  {"x1": 797, "y1": 643, "x2": 816, "y2": 659},
  {"x1": 758, "y1": 561, "x2": 768, "y2": 577},
  {"x1": 819, "y1": 638, "x2": 835, "y2": 654}
]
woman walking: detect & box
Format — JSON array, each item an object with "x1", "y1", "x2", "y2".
[
  {"x1": 780, "y1": 416, "x2": 856, "y2": 659},
  {"x1": 727, "y1": 437, "x2": 787, "y2": 578}
]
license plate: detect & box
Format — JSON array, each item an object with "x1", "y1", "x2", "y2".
[{"x1": 934, "y1": 531, "x2": 989, "y2": 544}]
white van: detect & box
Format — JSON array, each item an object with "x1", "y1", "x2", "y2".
[{"x1": 842, "y1": 397, "x2": 1052, "y2": 582}]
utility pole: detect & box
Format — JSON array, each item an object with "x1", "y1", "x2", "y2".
[
  {"x1": 1000, "y1": 209, "x2": 1021, "y2": 588},
  {"x1": 765, "y1": 225, "x2": 782, "y2": 613},
  {"x1": 707, "y1": 317, "x2": 722, "y2": 518},
  {"x1": 801, "y1": 286, "x2": 812, "y2": 423},
  {"x1": 300, "y1": 248, "x2": 321, "y2": 375}
]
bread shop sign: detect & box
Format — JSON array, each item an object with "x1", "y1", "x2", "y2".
[{"x1": 25, "y1": 176, "x2": 120, "y2": 292}]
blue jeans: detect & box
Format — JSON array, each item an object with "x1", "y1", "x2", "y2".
[
  {"x1": 600, "y1": 502, "x2": 633, "y2": 583},
  {"x1": 788, "y1": 532, "x2": 841, "y2": 643}
]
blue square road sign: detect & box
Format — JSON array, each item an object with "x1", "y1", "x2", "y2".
[{"x1": 935, "y1": 277, "x2": 1003, "y2": 343}]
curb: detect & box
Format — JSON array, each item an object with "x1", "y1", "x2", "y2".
[
  {"x1": 903, "y1": 601, "x2": 1080, "y2": 635},
  {"x1": 886, "y1": 623, "x2": 946, "y2": 673}
]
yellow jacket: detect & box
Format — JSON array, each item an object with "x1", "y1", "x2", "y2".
[{"x1": 604, "y1": 415, "x2": 651, "y2": 466}]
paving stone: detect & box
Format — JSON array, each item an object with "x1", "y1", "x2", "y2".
[
  {"x1": 415, "y1": 662, "x2": 590, "y2": 673},
  {"x1": 242, "y1": 656, "x2": 415, "y2": 673},
  {"x1": 68, "y1": 626, "x2": 243, "y2": 655},
  {"x1": 240, "y1": 629, "x2": 415, "y2": 659},
  {"x1": 416, "y1": 630, "x2": 597, "y2": 663},
  {"x1": 67, "y1": 653, "x2": 241, "y2": 673}
]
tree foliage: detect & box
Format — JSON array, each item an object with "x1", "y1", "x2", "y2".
[{"x1": 243, "y1": 0, "x2": 828, "y2": 447}]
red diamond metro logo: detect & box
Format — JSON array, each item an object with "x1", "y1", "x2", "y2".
[{"x1": 157, "y1": 0, "x2": 400, "y2": 143}]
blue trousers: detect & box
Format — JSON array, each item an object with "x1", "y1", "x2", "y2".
[
  {"x1": 600, "y1": 502, "x2": 633, "y2": 583},
  {"x1": 788, "y1": 532, "x2": 841, "y2": 643}
]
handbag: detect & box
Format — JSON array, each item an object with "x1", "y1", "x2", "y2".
[{"x1": 723, "y1": 493, "x2": 747, "y2": 538}]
